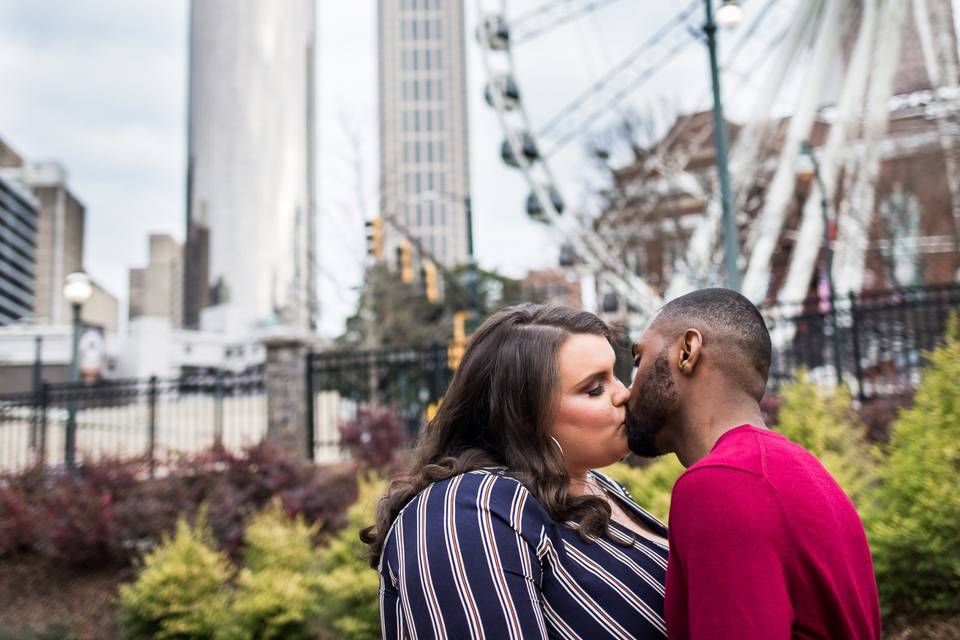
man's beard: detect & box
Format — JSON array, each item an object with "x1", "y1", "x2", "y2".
[{"x1": 626, "y1": 349, "x2": 679, "y2": 457}]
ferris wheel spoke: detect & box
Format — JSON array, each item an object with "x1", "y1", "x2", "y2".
[
  {"x1": 535, "y1": 0, "x2": 701, "y2": 141},
  {"x1": 510, "y1": 0, "x2": 629, "y2": 46},
  {"x1": 541, "y1": 34, "x2": 696, "y2": 157}
]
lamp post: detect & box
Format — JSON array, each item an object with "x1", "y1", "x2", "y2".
[
  {"x1": 704, "y1": 0, "x2": 742, "y2": 290},
  {"x1": 797, "y1": 141, "x2": 843, "y2": 384},
  {"x1": 63, "y1": 271, "x2": 92, "y2": 471}
]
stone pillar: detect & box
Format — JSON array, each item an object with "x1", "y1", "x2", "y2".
[{"x1": 262, "y1": 335, "x2": 311, "y2": 459}]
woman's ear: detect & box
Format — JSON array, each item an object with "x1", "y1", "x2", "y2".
[{"x1": 678, "y1": 328, "x2": 703, "y2": 376}]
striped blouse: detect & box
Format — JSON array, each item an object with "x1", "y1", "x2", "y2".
[{"x1": 378, "y1": 468, "x2": 669, "y2": 639}]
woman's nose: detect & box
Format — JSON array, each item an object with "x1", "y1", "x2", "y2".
[{"x1": 612, "y1": 379, "x2": 630, "y2": 407}]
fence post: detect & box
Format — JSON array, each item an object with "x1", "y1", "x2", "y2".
[
  {"x1": 304, "y1": 353, "x2": 315, "y2": 462},
  {"x1": 148, "y1": 376, "x2": 157, "y2": 478},
  {"x1": 430, "y1": 344, "x2": 447, "y2": 401},
  {"x1": 214, "y1": 371, "x2": 225, "y2": 449},
  {"x1": 262, "y1": 333, "x2": 313, "y2": 460},
  {"x1": 36, "y1": 383, "x2": 48, "y2": 466},
  {"x1": 849, "y1": 291, "x2": 866, "y2": 402}
]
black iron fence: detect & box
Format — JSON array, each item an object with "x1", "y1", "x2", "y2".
[
  {"x1": 2, "y1": 285, "x2": 957, "y2": 471},
  {"x1": 764, "y1": 284, "x2": 960, "y2": 399},
  {"x1": 308, "y1": 344, "x2": 451, "y2": 448},
  {"x1": 0, "y1": 370, "x2": 265, "y2": 473}
]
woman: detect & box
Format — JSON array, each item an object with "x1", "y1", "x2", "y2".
[{"x1": 363, "y1": 305, "x2": 668, "y2": 638}]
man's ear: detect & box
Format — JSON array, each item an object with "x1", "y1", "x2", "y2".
[{"x1": 677, "y1": 328, "x2": 703, "y2": 376}]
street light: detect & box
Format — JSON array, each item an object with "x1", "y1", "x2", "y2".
[
  {"x1": 797, "y1": 141, "x2": 843, "y2": 384},
  {"x1": 704, "y1": 0, "x2": 741, "y2": 290},
  {"x1": 715, "y1": 1, "x2": 744, "y2": 28},
  {"x1": 63, "y1": 271, "x2": 92, "y2": 471}
]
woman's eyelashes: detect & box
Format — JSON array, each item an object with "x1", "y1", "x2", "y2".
[{"x1": 587, "y1": 383, "x2": 605, "y2": 397}]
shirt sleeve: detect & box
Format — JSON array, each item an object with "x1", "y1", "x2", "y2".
[
  {"x1": 666, "y1": 466, "x2": 793, "y2": 640},
  {"x1": 382, "y1": 473, "x2": 550, "y2": 639}
]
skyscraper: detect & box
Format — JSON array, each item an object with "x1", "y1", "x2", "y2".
[
  {"x1": 378, "y1": 0, "x2": 472, "y2": 269},
  {"x1": 129, "y1": 234, "x2": 183, "y2": 327},
  {"x1": 185, "y1": 0, "x2": 317, "y2": 333}
]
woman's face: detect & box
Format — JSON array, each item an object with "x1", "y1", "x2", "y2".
[{"x1": 549, "y1": 333, "x2": 631, "y2": 475}]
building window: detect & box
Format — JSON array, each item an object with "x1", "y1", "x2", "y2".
[{"x1": 438, "y1": 141, "x2": 445, "y2": 161}]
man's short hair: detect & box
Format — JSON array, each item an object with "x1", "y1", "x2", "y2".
[{"x1": 651, "y1": 288, "x2": 772, "y2": 399}]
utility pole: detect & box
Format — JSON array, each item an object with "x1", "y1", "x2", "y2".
[{"x1": 704, "y1": 0, "x2": 742, "y2": 290}]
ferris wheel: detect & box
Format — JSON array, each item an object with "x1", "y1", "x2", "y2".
[{"x1": 474, "y1": 0, "x2": 960, "y2": 322}]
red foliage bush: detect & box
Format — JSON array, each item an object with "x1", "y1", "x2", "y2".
[
  {"x1": 339, "y1": 407, "x2": 407, "y2": 469},
  {"x1": 0, "y1": 443, "x2": 359, "y2": 566}
]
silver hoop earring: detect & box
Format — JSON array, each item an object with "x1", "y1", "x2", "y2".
[{"x1": 550, "y1": 436, "x2": 565, "y2": 458}]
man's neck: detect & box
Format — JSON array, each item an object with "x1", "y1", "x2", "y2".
[{"x1": 673, "y1": 398, "x2": 766, "y2": 468}]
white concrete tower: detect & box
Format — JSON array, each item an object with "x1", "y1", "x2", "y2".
[
  {"x1": 185, "y1": 0, "x2": 317, "y2": 333},
  {"x1": 378, "y1": 0, "x2": 472, "y2": 268}
]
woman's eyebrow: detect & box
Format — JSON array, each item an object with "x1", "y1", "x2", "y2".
[{"x1": 573, "y1": 371, "x2": 605, "y2": 389}]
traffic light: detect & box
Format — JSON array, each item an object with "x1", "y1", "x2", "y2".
[
  {"x1": 424, "y1": 260, "x2": 439, "y2": 302},
  {"x1": 398, "y1": 239, "x2": 414, "y2": 283},
  {"x1": 448, "y1": 310, "x2": 471, "y2": 369},
  {"x1": 364, "y1": 217, "x2": 383, "y2": 259}
]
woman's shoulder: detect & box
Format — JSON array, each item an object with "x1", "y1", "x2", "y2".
[{"x1": 399, "y1": 468, "x2": 553, "y2": 530}]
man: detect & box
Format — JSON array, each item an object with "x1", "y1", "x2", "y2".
[{"x1": 626, "y1": 288, "x2": 881, "y2": 639}]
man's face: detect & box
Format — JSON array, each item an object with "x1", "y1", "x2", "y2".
[{"x1": 626, "y1": 327, "x2": 680, "y2": 457}]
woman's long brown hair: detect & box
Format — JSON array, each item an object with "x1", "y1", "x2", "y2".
[{"x1": 361, "y1": 304, "x2": 625, "y2": 566}]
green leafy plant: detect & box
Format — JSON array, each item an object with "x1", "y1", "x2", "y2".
[
  {"x1": 868, "y1": 320, "x2": 960, "y2": 617},
  {"x1": 314, "y1": 475, "x2": 386, "y2": 640},
  {"x1": 117, "y1": 511, "x2": 232, "y2": 640},
  {"x1": 218, "y1": 500, "x2": 324, "y2": 640}
]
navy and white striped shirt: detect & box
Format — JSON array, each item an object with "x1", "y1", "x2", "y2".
[{"x1": 378, "y1": 468, "x2": 668, "y2": 639}]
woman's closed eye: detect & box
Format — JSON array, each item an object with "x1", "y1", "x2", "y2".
[{"x1": 587, "y1": 383, "x2": 605, "y2": 397}]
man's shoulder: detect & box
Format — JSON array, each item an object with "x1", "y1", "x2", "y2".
[{"x1": 682, "y1": 425, "x2": 773, "y2": 479}]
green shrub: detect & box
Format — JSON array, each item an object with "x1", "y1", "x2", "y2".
[
  {"x1": 603, "y1": 457, "x2": 684, "y2": 523},
  {"x1": 314, "y1": 475, "x2": 386, "y2": 640},
  {"x1": 242, "y1": 500, "x2": 319, "y2": 575},
  {"x1": 218, "y1": 501, "x2": 324, "y2": 640},
  {"x1": 869, "y1": 325, "x2": 960, "y2": 617},
  {"x1": 118, "y1": 512, "x2": 232, "y2": 640},
  {"x1": 220, "y1": 568, "x2": 322, "y2": 640},
  {"x1": 775, "y1": 372, "x2": 878, "y2": 508}
]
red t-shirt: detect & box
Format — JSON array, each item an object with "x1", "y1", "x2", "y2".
[{"x1": 665, "y1": 424, "x2": 881, "y2": 640}]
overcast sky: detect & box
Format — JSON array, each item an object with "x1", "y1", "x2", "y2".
[{"x1": 0, "y1": 0, "x2": 792, "y2": 337}]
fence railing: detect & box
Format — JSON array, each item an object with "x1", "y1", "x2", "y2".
[
  {"x1": 764, "y1": 284, "x2": 960, "y2": 399},
  {"x1": 308, "y1": 344, "x2": 452, "y2": 450},
  {"x1": 0, "y1": 371, "x2": 266, "y2": 473},
  {"x1": 2, "y1": 285, "x2": 956, "y2": 472}
]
